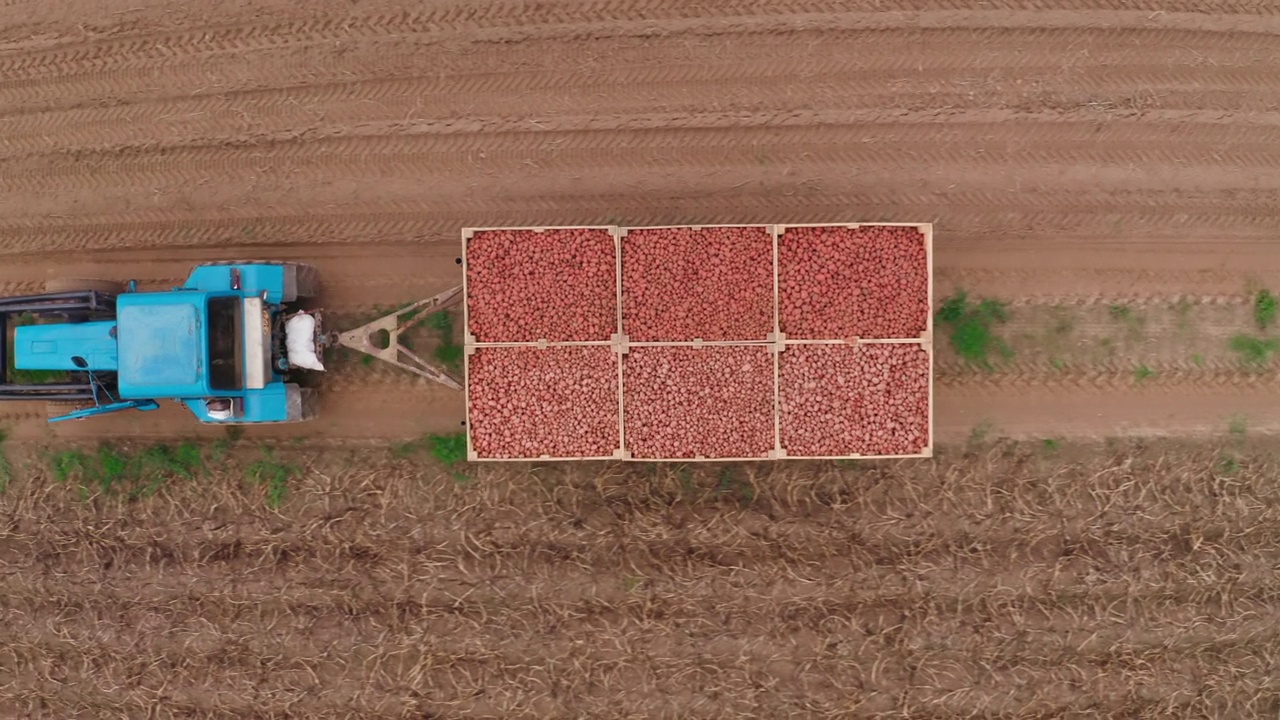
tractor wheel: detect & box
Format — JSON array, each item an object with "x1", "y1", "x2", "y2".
[{"x1": 44, "y1": 278, "x2": 125, "y2": 295}]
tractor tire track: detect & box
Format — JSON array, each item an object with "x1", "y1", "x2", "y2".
[
  {"x1": 6, "y1": 4, "x2": 1280, "y2": 86},
  {"x1": 3, "y1": 27, "x2": 1277, "y2": 123}
]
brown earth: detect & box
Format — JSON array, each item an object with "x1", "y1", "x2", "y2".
[
  {"x1": 2, "y1": 0, "x2": 1280, "y2": 444},
  {"x1": 5, "y1": 0, "x2": 1280, "y2": 716},
  {"x1": 5, "y1": 439, "x2": 1280, "y2": 717}
]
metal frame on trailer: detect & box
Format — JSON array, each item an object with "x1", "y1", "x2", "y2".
[{"x1": 331, "y1": 285, "x2": 467, "y2": 391}]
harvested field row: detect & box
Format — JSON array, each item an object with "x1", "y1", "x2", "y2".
[{"x1": 4, "y1": 438, "x2": 1280, "y2": 717}]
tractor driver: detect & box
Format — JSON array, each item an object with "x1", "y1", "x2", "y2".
[{"x1": 205, "y1": 397, "x2": 233, "y2": 421}]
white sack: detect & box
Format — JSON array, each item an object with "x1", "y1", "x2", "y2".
[{"x1": 285, "y1": 313, "x2": 325, "y2": 371}]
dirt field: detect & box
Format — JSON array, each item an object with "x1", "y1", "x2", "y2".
[
  {"x1": 5, "y1": 0, "x2": 1280, "y2": 716},
  {"x1": 2, "y1": 0, "x2": 1280, "y2": 443}
]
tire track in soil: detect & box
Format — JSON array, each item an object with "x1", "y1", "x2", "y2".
[
  {"x1": 1, "y1": 210, "x2": 1277, "y2": 260},
  {"x1": 6, "y1": 4, "x2": 1280, "y2": 85},
  {"x1": 3, "y1": 34, "x2": 1276, "y2": 132},
  {"x1": 936, "y1": 382, "x2": 1280, "y2": 441},
  {"x1": 5, "y1": 187, "x2": 1279, "y2": 226},
  {"x1": 7, "y1": 1, "x2": 1280, "y2": 74},
  {"x1": 10, "y1": 117, "x2": 1280, "y2": 178}
]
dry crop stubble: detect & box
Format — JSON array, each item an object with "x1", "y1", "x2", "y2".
[{"x1": 4, "y1": 439, "x2": 1280, "y2": 717}]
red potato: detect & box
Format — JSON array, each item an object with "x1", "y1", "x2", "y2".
[
  {"x1": 623, "y1": 346, "x2": 774, "y2": 459},
  {"x1": 468, "y1": 346, "x2": 620, "y2": 459},
  {"x1": 466, "y1": 228, "x2": 617, "y2": 343},
  {"x1": 778, "y1": 225, "x2": 928, "y2": 340},
  {"x1": 779, "y1": 343, "x2": 929, "y2": 456},
  {"x1": 622, "y1": 226, "x2": 773, "y2": 341}
]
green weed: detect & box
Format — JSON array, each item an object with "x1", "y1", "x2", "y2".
[
  {"x1": 1133, "y1": 365, "x2": 1156, "y2": 383},
  {"x1": 1229, "y1": 414, "x2": 1247, "y2": 439},
  {"x1": 1107, "y1": 303, "x2": 1146, "y2": 338},
  {"x1": 245, "y1": 448, "x2": 299, "y2": 509},
  {"x1": 426, "y1": 310, "x2": 464, "y2": 372},
  {"x1": 1254, "y1": 289, "x2": 1278, "y2": 330},
  {"x1": 935, "y1": 291, "x2": 1012, "y2": 371},
  {"x1": 715, "y1": 467, "x2": 755, "y2": 507},
  {"x1": 393, "y1": 432, "x2": 469, "y2": 477},
  {"x1": 50, "y1": 442, "x2": 202, "y2": 499},
  {"x1": 1172, "y1": 297, "x2": 1194, "y2": 331},
  {"x1": 1041, "y1": 438, "x2": 1061, "y2": 454},
  {"x1": 1191, "y1": 353, "x2": 1204, "y2": 367},
  {"x1": 967, "y1": 420, "x2": 995, "y2": 446},
  {"x1": 1217, "y1": 453, "x2": 1241, "y2": 476},
  {"x1": 51, "y1": 449, "x2": 86, "y2": 484},
  {"x1": 1229, "y1": 334, "x2": 1280, "y2": 366},
  {"x1": 210, "y1": 426, "x2": 244, "y2": 462},
  {"x1": 428, "y1": 432, "x2": 468, "y2": 467},
  {"x1": 676, "y1": 466, "x2": 695, "y2": 496},
  {"x1": 1049, "y1": 357, "x2": 1066, "y2": 371}
]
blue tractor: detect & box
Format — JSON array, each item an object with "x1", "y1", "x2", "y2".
[
  {"x1": 0, "y1": 263, "x2": 331, "y2": 424},
  {"x1": 0, "y1": 262, "x2": 465, "y2": 424}
]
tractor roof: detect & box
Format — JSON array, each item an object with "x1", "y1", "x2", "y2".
[{"x1": 115, "y1": 292, "x2": 209, "y2": 400}]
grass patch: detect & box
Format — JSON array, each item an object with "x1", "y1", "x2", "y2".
[
  {"x1": 427, "y1": 432, "x2": 467, "y2": 468},
  {"x1": 935, "y1": 291, "x2": 1012, "y2": 371},
  {"x1": 51, "y1": 441, "x2": 203, "y2": 499},
  {"x1": 1172, "y1": 297, "x2": 1194, "y2": 332},
  {"x1": 1191, "y1": 353, "x2": 1204, "y2": 367},
  {"x1": 1133, "y1": 365, "x2": 1156, "y2": 383},
  {"x1": 245, "y1": 448, "x2": 299, "y2": 509},
  {"x1": 210, "y1": 425, "x2": 245, "y2": 462},
  {"x1": 714, "y1": 467, "x2": 756, "y2": 507},
  {"x1": 1229, "y1": 414, "x2": 1247, "y2": 439},
  {"x1": 1228, "y1": 334, "x2": 1280, "y2": 366},
  {"x1": 392, "y1": 431, "x2": 470, "y2": 481},
  {"x1": 1254, "y1": 289, "x2": 1278, "y2": 330},
  {"x1": 967, "y1": 420, "x2": 995, "y2": 446},
  {"x1": 1041, "y1": 437, "x2": 1061, "y2": 454},
  {"x1": 426, "y1": 310, "x2": 464, "y2": 372},
  {"x1": 1216, "y1": 453, "x2": 1240, "y2": 476},
  {"x1": 1107, "y1": 302, "x2": 1146, "y2": 338}
]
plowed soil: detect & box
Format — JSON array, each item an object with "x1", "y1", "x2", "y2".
[
  {"x1": 4, "y1": 0, "x2": 1280, "y2": 443},
  {"x1": 6, "y1": 0, "x2": 1280, "y2": 716}
]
